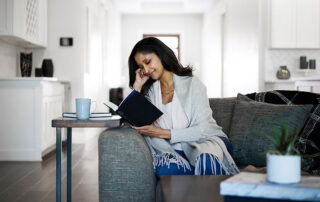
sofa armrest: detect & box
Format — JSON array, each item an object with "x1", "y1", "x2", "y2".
[{"x1": 98, "y1": 126, "x2": 156, "y2": 202}]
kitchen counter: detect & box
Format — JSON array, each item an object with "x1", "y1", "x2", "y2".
[
  {"x1": 266, "y1": 76, "x2": 320, "y2": 83},
  {"x1": 0, "y1": 78, "x2": 67, "y2": 161},
  {"x1": 0, "y1": 77, "x2": 59, "y2": 82},
  {"x1": 265, "y1": 78, "x2": 320, "y2": 93},
  {"x1": 0, "y1": 77, "x2": 71, "y2": 86}
]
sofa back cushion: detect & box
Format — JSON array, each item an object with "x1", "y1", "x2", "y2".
[
  {"x1": 228, "y1": 94, "x2": 312, "y2": 167},
  {"x1": 246, "y1": 90, "x2": 320, "y2": 157},
  {"x1": 209, "y1": 97, "x2": 236, "y2": 135}
]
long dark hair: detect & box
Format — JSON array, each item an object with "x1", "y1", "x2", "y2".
[{"x1": 128, "y1": 37, "x2": 193, "y2": 95}]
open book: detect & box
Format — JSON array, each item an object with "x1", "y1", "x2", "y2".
[{"x1": 104, "y1": 90, "x2": 163, "y2": 127}]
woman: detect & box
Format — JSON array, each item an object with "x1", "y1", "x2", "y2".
[{"x1": 128, "y1": 37, "x2": 239, "y2": 178}]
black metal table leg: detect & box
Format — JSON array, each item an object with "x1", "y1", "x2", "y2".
[
  {"x1": 56, "y1": 128, "x2": 62, "y2": 202},
  {"x1": 67, "y1": 128, "x2": 72, "y2": 202}
]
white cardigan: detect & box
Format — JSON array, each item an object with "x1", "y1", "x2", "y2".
[
  {"x1": 147, "y1": 74, "x2": 227, "y2": 142},
  {"x1": 153, "y1": 79, "x2": 189, "y2": 151},
  {"x1": 145, "y1": 74, "x2": 239, "y2": 174}
]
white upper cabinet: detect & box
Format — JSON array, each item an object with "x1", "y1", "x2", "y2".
[
  {"x1": 0, "y1": 0, "x2": 47, "y2": 48},
  {"x1": 270, "y1": 0, "x2": 296, "y2": 48},
  {"x1": 296, "y1": 0, "x2": 320, "y2": 48},
  {"x1": 270, "y1": 0, "x2": 320, "y2": 49}
]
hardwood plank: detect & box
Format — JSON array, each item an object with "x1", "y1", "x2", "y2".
[
  {"x1": 0, "y1": 163, "x2": 42, "y2": 202},
  {"x1": 16, "y1": 191, "x2": 47, "y2": 202},
  {"x1": 0, "y1": 163, "x2": 37, "y2": 195},
  {"x1": 77, "y1": 161, "x2": 98, "y2": 185},
  {"x1": 0, "y1": 144, "x2": 84, "y2": 202},
  {"x1": 72, "y1": 184, "x2": 99, "y2": 202},
  {"x1": 41, "y1": 137, "x2": 100, "y2": 201},
  {"x1": 161, "y1": 175, "x2": 230, "y2": 202},
  {"x1": 0, "y1": 132, "x2": 100, "y2": 202},
  {"x1": 40, "y1": 172, "x2": 84, "y2": 202},
  {"x1": 29, "y1": 145, "x2": 90, "y2": 194}
]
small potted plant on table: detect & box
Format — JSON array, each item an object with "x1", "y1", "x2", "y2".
[{"x1": 263, "y1": 122, "x2": 301, "y2": 184}]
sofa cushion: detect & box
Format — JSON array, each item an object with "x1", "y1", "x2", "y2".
[
  {"x1": 246, "y1": 90, "x2": 320, "y2": 157},
  {"x1": 209, "y1": 97, "x2": 236, "y2": 135},
  {"x1": 228, "y1": 94, "x2": 312, "y2": 167}
]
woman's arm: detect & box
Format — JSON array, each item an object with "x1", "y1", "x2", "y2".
[
  {"x1": 132, "y1": 125, "x2": 171, "y2": 139},
  {"x1": 133, "y1": 68, "x2": 149, "y2": 92}
]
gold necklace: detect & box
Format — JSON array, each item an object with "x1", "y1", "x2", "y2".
[
  {"x1": 161, "y1": 89, "x2": 174, "y2": 95},
  {"x1": 160, "y1": 78, "x2": 174, "y2": 95}
]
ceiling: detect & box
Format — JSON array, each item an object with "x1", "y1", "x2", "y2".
[{"x1": 112, "y1": 0, "x2": 217, "y2": 14}]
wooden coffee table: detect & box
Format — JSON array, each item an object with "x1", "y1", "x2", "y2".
[
  {"x1": 161, "y1": 174, "x2": 316, "y2": 202},
  {"x1": 160, "y1": 175, "x2": 230, "y2": 202},
  {"x1": 52, "y1": 116, "x2": 121, "y2": 202}
]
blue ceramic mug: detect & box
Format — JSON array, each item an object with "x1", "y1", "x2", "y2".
[{"x1": 76, "y1": 98, "x2": 92, "y2": 120}]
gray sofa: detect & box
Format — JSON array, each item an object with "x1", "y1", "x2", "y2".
[
  {"x1": 98, "y1": 92, "x2": 320, "y2": 201},
  {"x1": 98, "y1": 97, "x2": 236, "y2": 202}
]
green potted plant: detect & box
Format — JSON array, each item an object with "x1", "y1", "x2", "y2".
[{"x1": 262, "y1": 121, "x2": 301, "y2": 184}]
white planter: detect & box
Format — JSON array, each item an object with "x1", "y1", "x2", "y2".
[{"x1": 267, "y1": 153, "x2": 301, "y2": 184}]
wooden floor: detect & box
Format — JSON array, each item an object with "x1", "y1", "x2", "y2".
[{"x1": 0, "y1": 133, "x2": 100, "y2": 202}]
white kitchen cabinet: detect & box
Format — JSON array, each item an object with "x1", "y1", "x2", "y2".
[
  {"x1": 0, "y1": 0, "x2": 47, "y2": 48},
  {"x1": 270, "y1": 0, "x2": 320, "y2": 49},
  {"x1": 265, "y1": 81, "x2": 296, "y2": 91},
  {"x1": 0, "y1": 78, "x2": 68, "y2": 161},
  {"x1": 296, "y1": 0, "x2": 320, "y2": 48},
  {"x1": 270, "y1": 0, "x2": 296, "y2": 48},
  {"x1": 296, "y1": 80, "x2": 320, "y2": 93},
  {"x1": 265, "y1": 80, "x2": 320, "y2": 94}
]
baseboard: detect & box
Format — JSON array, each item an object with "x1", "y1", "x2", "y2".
[{"x1": 0, "y1": 149, "x2": 42, "y2": 161}]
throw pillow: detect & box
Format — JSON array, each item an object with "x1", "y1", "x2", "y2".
[
  {"x1": 246, "y1": 90, "x2": 320, "y2": 156},
  {"x1": 209, "y1": 97, "x2": 236, "y2": 135},
  {"x1": 229, "y1": 94, "x2": 312, "y2": 167}
]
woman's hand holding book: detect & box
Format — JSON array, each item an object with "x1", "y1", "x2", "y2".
[{"x1": 132, "y1": 124, "x2": 171, "y2": 139}]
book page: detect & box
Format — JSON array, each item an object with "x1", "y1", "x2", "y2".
[{"x1": 103, "y1": 101, "x2": 119, "y2": 112}]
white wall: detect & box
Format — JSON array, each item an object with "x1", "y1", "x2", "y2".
[
  {"x1": 258, "y1": 0, "x2": 268, "y2": 91},
  {"x1": 85, "y1": 1, "x2": 122, "y2": 113},
  {"x1": 202, "y1": 0, "x2": 260, "y2": 97},
  {"x1": 222, "y1": 0, "x2": 260, "y2": 97},
  {"x1": 0, "y1": 40, "x2": 21, "y2": 77},
  {"x1": 32, "y1": 0, "x2": 121, "y2": 143},
  {"x1": 121, "y1": 14, "x2": 203, "y2": 94},
  {"x1": 32, "y1": 0, "x2": 89, "y2": 143},
  {"x1": 33, "y1": 0, "x2": 88, "y2": 104},
  {"x1": 202, "y1": 1, "x2": 226, "y2": 98},
  {"x1": 104, "y1": 3, "x2": 122, "y2": 89}
]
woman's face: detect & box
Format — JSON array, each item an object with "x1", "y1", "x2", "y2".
[{"x1": 134, "y1": 52, "x2": 165, "y2": 80}]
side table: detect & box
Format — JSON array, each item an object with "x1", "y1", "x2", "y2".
[{"x1": 52, "y1": 116, "x2": 121, "y2": 202}]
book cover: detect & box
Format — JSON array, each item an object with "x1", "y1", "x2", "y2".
[
  {"x1": 104, "y1": 90, "x2": 163, "y2": 127},
  {"x1": 63, "y1": 112, "x2": 112, "y2": 118}
]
